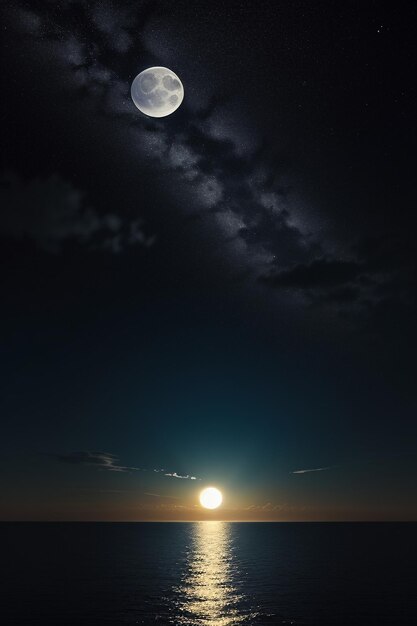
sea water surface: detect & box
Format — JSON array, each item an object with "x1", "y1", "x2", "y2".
[{"x1": 1, "y1": 522, "x2": 416, "y2": 625}]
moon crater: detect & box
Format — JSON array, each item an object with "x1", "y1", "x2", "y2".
[
  {"x1": 163, "y1": 75, "x2": 181, "y2": 91},
  {"x1": 140, "y1": 73, "x2": 157, "y2": 94}
]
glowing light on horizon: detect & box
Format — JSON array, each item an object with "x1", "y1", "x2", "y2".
[{"x1": 199, "y1": 487, "x2": 223, "y2": 510}]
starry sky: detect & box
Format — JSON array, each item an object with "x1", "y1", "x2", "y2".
[{"x1": 1, "y1": 0, "x2": 416, "y2": 521}]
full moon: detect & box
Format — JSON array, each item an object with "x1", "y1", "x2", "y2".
[
  {"x1": 199, "y1": 487, "x2": 223, "y2": 510},
  {"x1": 131, "y1": 67, "x2": 184, "y2": 118}
]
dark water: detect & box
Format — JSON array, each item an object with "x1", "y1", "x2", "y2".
[{"x1": 1, "y1": 522, "x2": 416, "y2": 625}]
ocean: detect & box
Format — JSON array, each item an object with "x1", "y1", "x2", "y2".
[{"x1": 1, "y1": 522, "x2": 416, "y2": 625}]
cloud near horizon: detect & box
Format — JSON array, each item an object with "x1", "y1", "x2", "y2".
[
  {"x1": 144, "y1": 492, "x2": 180, "y2": 499},
  {"x1": 245, "y1": 502, "x2": 287, "y2": 512}
]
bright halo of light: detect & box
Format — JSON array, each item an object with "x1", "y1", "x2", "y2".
[{"x1": 199, "y1": 487, "x2": 223, "y2": 510}]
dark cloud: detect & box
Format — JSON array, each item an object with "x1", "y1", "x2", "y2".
[
  {"x1": 259, "y1": 258, "x2": 363, "y2": 290},
  {"x1": 0, "y1": 172, "x2": 154, "y2": 253},
  {"x1": 55, "y1": 451, "x2": 135, "y2": 472},
  {"x1": 354, "y1": 234, "x2": 417, "y2": 274},
  {"x1": 258, "y1": 237, "x2": 416, "y2": 320},
  {"x1": 313, "y1": 285, "x2": 360, "y2": 305}
]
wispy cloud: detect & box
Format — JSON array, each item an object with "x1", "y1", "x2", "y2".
[
  {"x1": 292, "y1": 466, "x2": 333, "y2": 474},
  {"x1": 163, "y1": 472, "x2": 199, "y2": 480},
  {"x1": 54, "y1": 451, "x2": 137, "y2": 472},
  {"x1": 53, "y1": 451, "x2": 200, "y2": 479},
  {"x1": 144, "y1": 492, "x2": 179, "y2": 499},
  {"x1": 245, "y1": 502, "x2": 286, "y2": 511}
]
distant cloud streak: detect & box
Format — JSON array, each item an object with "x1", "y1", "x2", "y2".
[
  {"x1": 292, "y1": 466, "x2": 333, "y2": 474},
  {"x1": 144, "y1": 493, "x2": 179, "y2": 499},
  {"x1": 55, "y1": 451, "x2": 136, "y2": 472}
]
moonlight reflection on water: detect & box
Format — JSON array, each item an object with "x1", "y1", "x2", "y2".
[{"x1": 174, "y1": 522, "x2": 250, "y2": 626}]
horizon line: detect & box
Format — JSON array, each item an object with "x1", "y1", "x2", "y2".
[{"x1": 1, "y1": 519, "x2": 416, "y2": 523}]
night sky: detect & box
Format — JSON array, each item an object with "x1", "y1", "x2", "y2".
[{"x1": 1, "y1": 0, "x2": 416, "y2": 521}]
